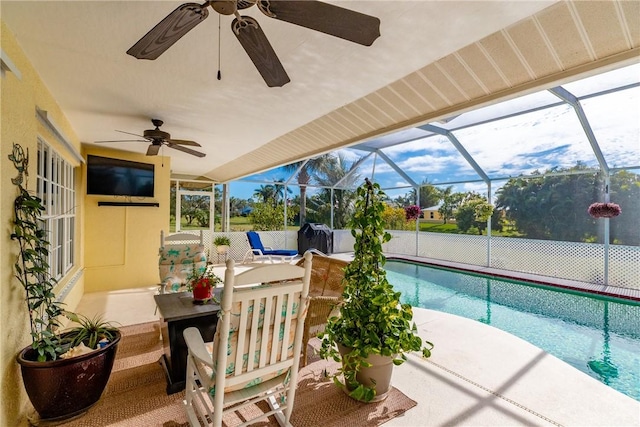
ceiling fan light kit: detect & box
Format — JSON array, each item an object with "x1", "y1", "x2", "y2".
[{"x1": 126, "y1": 0, "x2": 381, "y2": 87}]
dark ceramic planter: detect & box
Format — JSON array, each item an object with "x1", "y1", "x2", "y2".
[{"x1": 16, "y1": 331, "x2": 121, "y2": 421}]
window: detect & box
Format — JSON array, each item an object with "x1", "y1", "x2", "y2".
[{"x1": 36, "y1": 139, "x2": 75, "y2": 280}]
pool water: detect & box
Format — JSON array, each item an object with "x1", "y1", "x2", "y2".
[{"x1": 385, "y1": 260, "x2": 640, "y2": 401}]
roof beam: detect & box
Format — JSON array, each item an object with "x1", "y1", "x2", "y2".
[
  {"x1": 419, "y1": 124, "x2": 490, "y2": 184},
  {"x1": 549, "y1": 86, "x2": 609, "y2": 176}
]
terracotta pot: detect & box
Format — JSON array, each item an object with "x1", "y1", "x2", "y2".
[
  {"x1": 338, "y1": 344, "x2": 395, "y2": 402},
  {"x1": 16, "y1": 331, "x2": 121, "y2": 421}
]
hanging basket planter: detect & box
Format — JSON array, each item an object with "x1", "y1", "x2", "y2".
[{"x1": 588, "y1": 202, "x2": 621, "y2": 219}]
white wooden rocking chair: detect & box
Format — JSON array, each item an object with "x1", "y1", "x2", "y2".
[{"x1": 183, "y1": 252, "x2": 312, "y2": 427}]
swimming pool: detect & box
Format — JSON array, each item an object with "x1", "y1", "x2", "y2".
[{"x1": 385, "y1": 260, "x2": 640, "y2": 401}]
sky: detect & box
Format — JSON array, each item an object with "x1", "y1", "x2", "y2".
[{"x1": 228, "y1": 63, "x2": 640, "y2": 203}]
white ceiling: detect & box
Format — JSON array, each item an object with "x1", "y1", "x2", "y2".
[{"x1": 3, "y1": 1, "x2": 635, "y2": 182}]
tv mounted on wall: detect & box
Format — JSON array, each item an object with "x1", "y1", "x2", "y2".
[{"x1": 87, "y1": 155, "x2": 154, "y2": 198}]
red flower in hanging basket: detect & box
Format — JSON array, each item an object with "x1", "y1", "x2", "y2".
[
  {"x1": 588, "y1": 202, "x2": 621, "y2": 219},
  {"x1": 404, "y1": 205, "x2": 421, "y2": 221}
]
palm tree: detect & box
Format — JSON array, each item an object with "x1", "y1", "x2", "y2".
[
  {"x1": 272, "y1": 179, "x2": 292, "y2": 206},
  {"x1": 229, "y1": 196, "x2": 245, "y2": 216},
  {"x1": 411, "y1": 179, "x2": 443, "y2": 209},
  {"x1": 253, "y1": 185, "x2": 275, "y2": 204},
  {"x1": 314, "y1": 153, "x2": 365, "y2": 229},
  {"x1": 283, "y1": 154, "x2": 334, "y2": 226}
]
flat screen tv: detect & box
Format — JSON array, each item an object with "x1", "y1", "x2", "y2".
[{"x1": 87, "y1": 155, "x2": 154, "y2": 198}]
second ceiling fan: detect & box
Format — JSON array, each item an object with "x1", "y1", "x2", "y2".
[
  {"x1": 95, "y1": 119, "x2": 206, "y2": 158},
  {"x1": 126, "y1": 0, "x2": 381, "y2": 87}
]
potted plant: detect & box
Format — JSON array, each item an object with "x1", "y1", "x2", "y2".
[
  {"x1": 9, "y1": 143, "x2": 121, "y2": 421},
  {"x1": 186, "y1": 266, "x2": 222, "y2": 303},
  {"x1": 16, "y1": 313, "x2": 121, "y2": 421},
  {"x1": 213, "y1": 235, "x2": 231, "y2": 255},
  {"x1": 588, "y1": 202, "x2": 621, "y2": 219},
  {"x1": 320, "y1": 178, "x2": 433, "y2": 402}
]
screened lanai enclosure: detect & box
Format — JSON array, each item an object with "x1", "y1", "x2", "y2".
[{"x1": 170, "y1": 62, "x2": 639, "y2": 291}]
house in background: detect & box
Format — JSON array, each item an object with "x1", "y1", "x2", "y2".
[{"x1": 421, "y1": 205, "x2": 446, "y2": 223}]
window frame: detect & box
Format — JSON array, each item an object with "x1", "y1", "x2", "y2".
[{"x1": 36, "y1": 138, "x2": 75, "y2": 280}]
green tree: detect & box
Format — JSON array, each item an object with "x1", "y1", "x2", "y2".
[
  {"x1": 283, "y1": 154, "x2": 334, "y2": 226},
  {"x1": 229, "y1": 196, "x2": 245, "y2": 216},
  {"x1": 249, "y1": 202, "x2": 295, "y2": 231},
  {"x1": 392, "y1": 193, "x2": 414, "y2": 208},
  {"x1": 195, "y1": 209, "x2": 209, "y2": 228},
  {"x1": 253, "y1": 185, "x2": 276, "y2": 204},
  {"x1": 496, "y1": 164, "x2": 601, "y2": 241},
  {"x1": 608, "y1": 170, "x2": 640, "y2": 245},
  {"x1": 311, "y1": 153, "x2": 365, "y2": 229},
  {"x1": 455, "y1": 193, "x2": 496, "y2": 235},
  {"x1": 272, "y1": 179, "x2": 292, "y2": 206},
  {"x1": 182, "y1": 195, "x2": 210, "y2": 227},
  {"x1": 381, "y1": 204, "x2": 415, "y2": 230},
  {"x1": 438, "y1": 190, "x2": 465, "y2": 224},
  {"x1": 411, "y1": 180, "x2": 443, "y2": 209}
]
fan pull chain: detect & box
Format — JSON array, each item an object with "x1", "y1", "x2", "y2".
[{"x1": 217, "y1": 14, "x2": 222, "y2": 81}]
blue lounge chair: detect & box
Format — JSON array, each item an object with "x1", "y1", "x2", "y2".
[{"x1": 242, "y1": 231, "x2": 298, "y2": 264}]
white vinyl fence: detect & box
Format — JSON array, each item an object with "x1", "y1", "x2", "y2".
[{"x1": 172, "y1": 229, "x2": 638, "y2": 291}]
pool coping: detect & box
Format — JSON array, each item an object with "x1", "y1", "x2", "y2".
[{"x1": 384, "y1": 253, "x2": 640, "y2": 303}]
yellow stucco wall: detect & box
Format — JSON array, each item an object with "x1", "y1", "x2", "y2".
[
  {"x1": 1, "y1": 21, "x2": 170, "y2": 425},
  {"x1": 1, "y1": 21, "x2": 86, "y2": 425},
  {"x1": 82, "y1": 145, "x2": 170, "y2": 292}
]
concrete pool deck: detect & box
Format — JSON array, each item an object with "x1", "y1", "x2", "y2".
[{"x1": 386, "y1": 308, "x2": 640, "y2": 426}]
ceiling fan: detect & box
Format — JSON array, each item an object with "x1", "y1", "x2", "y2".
[
  {"x1": 95, "y1": 119, "x2": 206, "y2": 158},
  {"x1": 126, "y1": 0, "x2": 381, "y2": 87}
]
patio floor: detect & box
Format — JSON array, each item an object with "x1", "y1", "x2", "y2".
[{"x1": 75, "y1": 263, "x2": 640, "y2": 426}]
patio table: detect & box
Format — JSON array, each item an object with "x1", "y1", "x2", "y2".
[{"x1": 154, "y1": 289, "x2": 221, "y2": 394}]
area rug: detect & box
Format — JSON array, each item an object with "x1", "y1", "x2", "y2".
[{"x1": 57, "y1": 322, "x2": 416, "y2": 427}]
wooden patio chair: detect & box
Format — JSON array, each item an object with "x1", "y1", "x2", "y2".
[
  {"x1": 296, "y1": 254, "x2": 349, "y2": 366},
  {"x1": 182, "y1": 252, "x2": 312, "y2": 427}
]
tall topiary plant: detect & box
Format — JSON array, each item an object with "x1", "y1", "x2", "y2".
[
  {"x1": 320, "y1": 178, "x2": 433, "y2": 402},
  {"x1": 10, "y1": 143, "x2": 66, "y2": 361}
]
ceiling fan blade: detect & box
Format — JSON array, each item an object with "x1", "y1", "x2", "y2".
[
  {"x1": 146, "y1": 144, "x2": 161, "y2": 156},
  {"x1": 167, "y1": 142, "x2": 206, "y2": 158},
  {"x1": 258, "y1": 0, "x2": 380, "y2": 46},
  {"x1": 115, "y1": 130, "x2": 146, "y2": 138},
  {"x1": 232, "y1": 16, "x2": 290, "y2": 87},
  {"x1": 166, "y1": 138, "x2": 201, "y2": 147},
  {"x1": 94, "y1": 139, "x2": 147, "y2": 143},
  {"x1": 127, "y1": 3, "x2": 209, "y2": 60}
]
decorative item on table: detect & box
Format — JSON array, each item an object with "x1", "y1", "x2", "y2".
[
  {"x1": 588, "y1": 202, "x2": 621, "y2": 219},
  {"x1": 186, "y1": 268, "x2": 221, "y2": 303}
]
